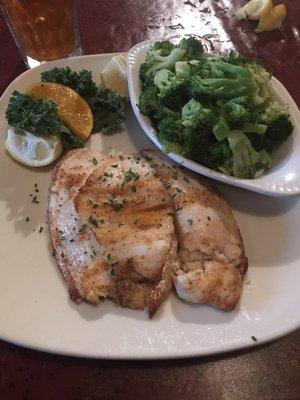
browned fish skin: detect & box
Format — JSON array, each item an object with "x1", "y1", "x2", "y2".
[
  {"x1": 150, "y1": 155, "x2": 248, "y2": 311},
  {"x1": 48, "y1": 149, "x2": 177, "y2": 317},
  {"x1": 48, "y1": 149, "x2": 115, "y2": 304},
  {"x1": 115, "y1": 236, "x2": 178, "y2": 317}
]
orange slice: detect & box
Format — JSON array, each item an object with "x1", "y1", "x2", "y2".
[{"x1": 27, "y1": 82, "x2": 93, "y2": 141}]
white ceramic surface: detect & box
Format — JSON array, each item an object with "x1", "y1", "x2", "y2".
[
  {"x1": 126, "y1": 40, "x2": 300, "y2": 197},
  {"x1": 0, "y1": 53, "x2": 299, "y2": 360}
]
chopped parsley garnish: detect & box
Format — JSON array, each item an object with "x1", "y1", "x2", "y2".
[
  {"x1": 88, "y1": 215, "x2": 99, "y2": 227},
  {"x1": 79, "y1": 224, "x2": 87, "y2": 233},
  {"x1": 172, "y1": 187, "x2": 183, "y2": 198},
  {"x1": 187, "y1": 219, "x2": 193, "y2": 226},
  {"x1": 25, "y1": 217, "x2": 30, "y2": 222},
  {"x1": 124, "y1": 168, "x2": 140, "y2": 183},
  {"x1": 106, "y1": 198, "x2": 125, "y2": 211},
  {"x1": 98, "y1": 172, "x2": 113, "y2": 182},
  {"x1": 92, "y1": 158, "x2": 98, "y2": 165},
  {"x1": 32, "y1": 196, "x2": 39, "y2": 204},
  {"x1": 39, "y1": 226, "x2": 44, "y2": 233}
]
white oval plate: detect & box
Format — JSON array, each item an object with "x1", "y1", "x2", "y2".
[
  {"x1": 0, "y1": 53, "x2": 299, "y2": 359},
  {"x1": 127, "y1": 40, "x2": 300, "y2": 197}
]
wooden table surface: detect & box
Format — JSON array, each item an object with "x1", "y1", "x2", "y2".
[{"x1": 0, "y1": 1, "x2": 299, "y2": 399}]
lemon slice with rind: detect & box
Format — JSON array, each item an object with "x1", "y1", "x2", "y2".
[
  {"x1": 235, "y1": 0, "x2": 273, "y2": 20},
  {"x1": 101, "y1": 55, "x2": 129, "y2": 97},
  {"x1": 5, "y1": 127, "x2": 63, "y2": 167}
]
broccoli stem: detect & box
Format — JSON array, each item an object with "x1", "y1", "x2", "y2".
[{"x1": 243, "y1": 122, "x2": 267, "y2": 134}]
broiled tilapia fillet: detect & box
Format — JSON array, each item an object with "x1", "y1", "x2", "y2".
[
  {"x1": 48, "y1": 149, "x2": 115, "y2": 304},
  {"x1": 149, "y1": 155, "x2": 248, "y2": 311},
  {"x1": 50, "y1": 150, "x2": 176, "y2": 316},
  {"x1": 74, "y1": 153, "x2": 175, "y2": 282},
  {"x1": 49, "y1": 149, "x2": 247, "y2": 315}
]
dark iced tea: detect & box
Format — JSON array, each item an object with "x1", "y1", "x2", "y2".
[{"x1": 0, "y1": 0, "x2": 79, "y2": 61}]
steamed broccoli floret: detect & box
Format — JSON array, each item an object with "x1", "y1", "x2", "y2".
[
  {"x1": 221, "y1": 50, "x2": 248, "y2": 66},
  {"x1": 243, "y1": 122, "x2": 267, "y2": 134},
  {"x1": 181, "y1": 125, "x2": 231, "y2": 170},
  {"x1": 140, "y1": 47, "x2": 186, "y2": 86},
  {"x1": 148, "y1": 41, "x2": 175, "y2": 57},
  {"x1": 153, "y1": 69, "x2": 177, "y2": 91},
  {"x1": 266, "y1": 115, "x2": 293, "y2": 144},
  {"x1": 249, "y1": 115, "x2": 293, "y2": 151},
  {"x1": 181, "y1": 98, "x2": 212, "y2": 127},
  {"x1": 212, "y1": 115, "x2": 230, "y2": 141},
  {"x1": 156, "y1": 107, "x2": 182, "y2": 142},
  {"x1": 223, "y1": 99, "x2": 250, "y2": 122},
  {"x1": 138, "y1": 85, "x2": 158, "y2": 117},
  {"x1": 228, "y1": 130, "x2": 272, "y2": 178},
  {"x1": 259, "y1": 100, "x2": 289, "y2": 123},
  {"x1": 188, "y1": 75, "x2": 259, "y2": 100},
  {"x1": 153, "y1": 69, "x2": 187, "y2": 110},
  {"x1": 179, "y1": 37, "x2": 204, "y2": 60}
]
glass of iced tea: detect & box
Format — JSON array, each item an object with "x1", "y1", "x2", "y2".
[{"x1": 0, "y1": 0, "x2": 81, "y2": 68}]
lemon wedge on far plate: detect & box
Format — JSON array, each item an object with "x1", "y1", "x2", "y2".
[
  {"x1": 235, "y1": 0, "x2": 273, "y2": 20},
  {"x1": 5, "y1": 127, "x2": 63, "y2": 167},
  {"x1": 101, "y1": 55, "x2": 129, "y2": 97}
]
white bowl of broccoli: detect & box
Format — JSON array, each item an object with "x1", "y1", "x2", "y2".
[{"x1": 127, "y1": 37, "x2": 300, "y2": 197}]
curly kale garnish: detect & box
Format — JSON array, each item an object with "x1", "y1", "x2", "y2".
[
  {"x1": 41, "y1": 67, "x2": 127, "y2": 133},
  {"x1": 6, "y1": 91, "x2": 83, "y2": 149}
]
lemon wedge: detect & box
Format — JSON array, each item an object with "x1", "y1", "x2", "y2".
[
  {"x1": 5, "y1": 127, "x2": 63, "y2": 167},
  {"x1": 255, "y1": 4, "x2": 286, "y2": 32},
  {"x1": 101, "y1": 55, "x2": 129, "y2": 97},
  {"x1": 235, "y1": 0, "x2": 273, "y2": 20}
]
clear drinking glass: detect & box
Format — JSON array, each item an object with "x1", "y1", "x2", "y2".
[{"x1": 0, "y1": 0, "x2": 82, "y2": 68}]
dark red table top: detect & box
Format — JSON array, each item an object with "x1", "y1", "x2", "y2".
[{"x1": 0, "y1": 1, "x2": 299, "y2": 399}]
